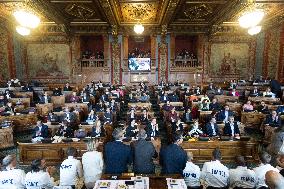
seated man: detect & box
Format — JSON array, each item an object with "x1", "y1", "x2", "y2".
[
  {"x1": 86, "y1": 109, "x2": 98, "y2": 124},
  {"x1": 125, "y1": 119, "x2": 139, "y2": 138},
  {"x1": 199, "y1": 99, "x2": 210, "y2": 111},
  {"x1": 32, "y1": 120, "x2": 49, "y2": 138},
  {"x1": 229, "y1": 155, "x2": 256, "y2": 189},
  {"x1": 169, "y1": 92, "x2": 179, "y2": 102},
  {"x1": 250, "y1": 86, "x2": 260, "y2": 97},
  {"x1": 253, "y1": 151, "x2": 279, "y2": 189},
  {"x1": 160, "y1": 133, "x2": 187, "y2": 175},
  {"x1": 229, "y1": 88, "x2": 240, "y2": 97},
  {"x1": 160, "y1": 93, "x2": 169, "y2": 103},
  {"x1": 139, "y1": 108, "x2": 150, "y2": 125},
  {"x1": 263, "y1": 87, "x2": 275, "y2": 98},
  {"x1": 39, "y1": 91, "x2": 51, "y2": 104},
  {"x1": 47, "y1": 112, "x2": 59, "y2": 123},
  {"x1": 91, "y1": 120, "x2": 105, "y2": 137},
  {"x1": 209, "y1": 98, "x2": 221, "y2": 112},
  {"x1": 63, "y1": 107, "x2": 77, "y2": 123},
  {"x1": 103, "y1": 107, "x2": 113, "y2": 124},
  {"x1": 205, "y1": 117, "x2": 219, "y2": 137},
  {"x1": 218, "y1": 105, "x2": 234, "y2": 123},
  {"x1": 69, "y1": 92, "x2": 80, "y2": 103},
  {"x1": 4, "y1": 102, "x2": 15, "y2": 116},
  {"x1": 264, "y1": 110, "x2": 281, "y2": 142},
  {"x1": 243, "y1": 100, "x2": 254, "y2": 112},
  {"x1": 94, "y1": 100, "x2": 105, "y2": 112},
  {"x1": 258, "y1": 101, "x2": 270, "y2": 114},
  {"x1": 55, "y1": 121, "x2": 74, "y2": 138},
  {"x1": 265, "y1": 170, "x2": 284, "y2": 189},
  {"x1": 139, "y1": 92, "x2": 150, "y2": 102},
  {"x1": 127, "y1": 93, "x2": 137, "y2": 103},
  {"x1": 104, "y1": 128, "x2": 133, "y2": 174},
  {"x1": 63, "y1": 82, "x2": 72, "y2": 91},
  {"x1": 183, "y1": 108, "x2": 193, "y2": 123},
  {"x1": 172, "y1": 118, "x2": 184, "y2": 134},
  {"x1": 183, "y1": 152, "x2": 201, "y2": 189},
  {"x1": 200, "y1": 148, "x2": 229, "y2": 188},
  {"x1": 276, "y1": 105, "x2": 284, "y2": 115},
  {"x1": 215, "y1": 86, "x2": 224, "y2": 95},
  {"x1": 81, "y1": 92, "x2": 90, "y2": 103},
  {"x1": 52, "y1": 87, "x2": 62, "y2": 96},
  {"x1": 60, "y1": 147, "x2": 83, "y2": 188},
  {"x1": 146, "y1": 118, "x2": 159, "y2": 138},
  {"x1": 223, "y1": 116, "x2": 240, "y2": 137}
]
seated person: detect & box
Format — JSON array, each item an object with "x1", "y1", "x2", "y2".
[
  {"x1": 276, "y1": 105, "x2": 284, "y2": 115},
  {"x1": 188, "y1": 119, "x2": 203, "y2": 137},
  {"x1": 4, "y1": 102, "x2": 15, "y2": 115},
  {"x1": 183, "y1": 152, "x2": 201, "y2": 189},
  {"x1": 103, "y1": 107, "x2": 112, "y2": 124},
  {"x1": 229, "y1": 88, "x2": 240, "y2": 96},
  {"x1": 160, "y1": 93, "x2": 169, "y2": 103},
  {"x1": 264, "y1": 110, "x2": 281, "y2": 128},
  {"x1": 100, "y1": 93, "x2": 108, "y2": 102},
  {"x1": 146, "y1": 118, "x2": 159, "y2": 137},
  {"x1": 205, "y1": 117, "x2": 219, "y2": 137},
  {"x1": 63, "y1": 82, "x2": 72, "y2": 91},
  {"x1": 223, "y1": 116, "x2": 240, "y2": 137},
  {"x1": 258, "y1": 101, "x2": 270, "y2": 114},
  {"x1": 4, "y1": 90, "x2": 14, "y2": 101},
  {"x1": 209, "y1": 98, "x2": 221, "y2": 111},
  {"x1": 139, "y1": 92, "x2": 149, "y2": 102},
  {"x1": 250, "y1": 86, "x2": 260, "y2": 97},
  {"x1": 243, "y1": 100, "x2": 254, "y2": 112},
  {"x1": 86, "y1": 109, "x2": 98, "y2": 124},
  {"x1": 125, "y1": 119, "x2": 139, "y2": 138},
  {"x1": 91, "y1": 120, "x2": 105, "y2": 137},
  {"x1": 200, "y1": 94, "x2": 210, "y2": 103},
  {"x1": 218, "y1": 105, "x2": 234, "y2": 122},
  {"x1": 15, "y1": 99, "x2": 23, "y2": 106},
  {"x1": 193, "y1": 86, "x2": 201, "y2": 95},
  {"x1": 263, "y1": 87, "x2": 275, "y2": 98},
  {"x1": 32, "y1": 120, "x2": 49, "y2": 138},
  {"x1": 81, "y1": 92, "x2": 90, "y2": 103},
  {"x1": 94, "y1": 100, "x2": 105, "y2": 112},
  {"x1": 52, "y1": 87, "x2": 62, "y2": 96},
  {"x1": 207, "y1": 82, "x2": 215, "y2": 91},
  {"x1": 168, "y1": 107, "x2": 178, "y2": 124},
  {"x1": 128, "y1": 108, "x2": 137, "y2": 122},
  {"x1": 109, "y1": 99, "x2": 117, "y2": 112},
  {"x1": 22, "y1": 83, "x2": 33, "y2": 92},
  {"x1": 214, "y1": 86, "x2": 223, "y2": 95},
  {"x1": 139, "y1": 108, "x2": 150, "y2": 124},
  {"x1": 199, "y1": 99, "x2": 210, "y2": 111},
  {"x1": 39, "y1": 91, "x2": 51, "y2": 104},
  {"x1": 62, "y1": 107, "x2": 77, "y2": 123},
  {"x1": 172, "y1": 119, "x2": 184, "y2": 133},
  {"x1": 184, "y1": 88, "x2": 191, "y2": 97},
  {"x1": 169, "y1": 92, "x2": 179, "y2": 102},
  {"x1": 183, "y1": 108, "x2": 193, "y2": 123},
  {"x1": 55, "y1": 121, "x2": 74, "y2": 138},
  {"x1": 47, "y1": 112, "x2": 59, "y2": 123},
  {"x1": 162, "y1": 100, "x2": 173, "y2": 112},
  {"x1": 127, "y1": 93, "x2": 137, "y2": 103},
  {"x1": 69, "y1": 91, "x2": 80, "y2": 103}
]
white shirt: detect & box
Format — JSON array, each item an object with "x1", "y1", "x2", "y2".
[
  {"x1": 60, "y1": 156, "x2": 83, "y2": 186},
  {"x1": 0, "y1": 168, "x2": 25, "y2": 189},
  {"x1": 229, "y1": 166, "x2": 256, "y2": 188},
  {"x1": 183, "y1": 161, "x2": 201, "y2": 187},
  {"x1": 253, "y1": 163, "x2": 279, "y2": 188},
  {"x1": 224, "y1": 111, "x2": 229, "y2": 122},
  {"x1": 82, "y1": 151, "x2": 104, "y2": 183},
  {"x1": 200, "y1": 160, "x2": 229, "y2": 188},
  {"x1": 211, "y1": 123, "x2": 216, "y2": 136},
  {"x1": 230, "y1": 123, "x2": 235, "y2": 136},
  {"x1": 25, "y1": 170, "x2": 54, "y2": 189}
]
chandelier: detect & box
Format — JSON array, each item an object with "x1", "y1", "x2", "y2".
[
  {"x1": 13, "y1": 10, "x2": 40, "y2": 36},
  {"x1": 248, "y1": 25, "x2": 262, "y2": 35},
  {"x1": 134, "y1": 23, "x2": 144, "y2": 34},
  {"x1": 238, "y1": 9, "x2": 265, "y2": 36}
]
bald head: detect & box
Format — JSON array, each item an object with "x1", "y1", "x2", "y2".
[
  {"x1": 187, "y1": 151, "x2": 193, "y2": 162},
  {"x1": 265, "y1": 170, "x2": 284, "y2": 189}
]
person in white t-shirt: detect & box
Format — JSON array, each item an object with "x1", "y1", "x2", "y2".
[
  {"x1": 229, "y1": 155, "x2": 256, "y2": 189},
  {"x1": 183, "y1": 151, "x2": 201, "y2": 189},
  {"x1": 200, "y1": 148, "x2": 229, "y2": 189},
  {"x1": 0, "y1": 154, "x2": 25, "y2": 189},
  {"x1": 25, "y1": 158, "x2": 55, "y2": 189},
  {"x1": 253, "y1": 151, "x2": 279, "y2": 189},
  {"x1": 60, "y1": 147, "x2": 83, "y2": 188},
  {"x1": 82, "y1": 139, "x2": 104, "y2": 189}
]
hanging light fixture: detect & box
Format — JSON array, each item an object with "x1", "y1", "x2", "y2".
[
  {"x1": 238, "y1": 9, "x2": 265, "y2": 28},
  {"x1": 13, "y1": 10, "x2": 40, "y2": 29},
  {"x1": 248, "y1": 25, "x2": 262, "y2": 35},
  {"x1": 16, "y1": 26, "x2": 31, "y2": 36},
  {"x1": 134, "y1": 23, "x2": 144, "y2": 34}
]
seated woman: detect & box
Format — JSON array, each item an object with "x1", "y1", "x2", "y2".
[
  {"x1": 229, "y1": 88, "x2": 240, "y2": 97},
  {"x1": 4, "y1": 102, "x2": 15, "y2": 116},
  {"x1": 223, "y1": 116, "x2": 240, "y2": 138},
  {"x1": 125, "y1": 119, "x2": 139, "y2": 138},
  {"x1": 183, "y1": 108, "x2": 193, "y2": 123},
  {"x1": 86, "y1": 109, "x2": 98, "y2": 125},
  {"x1": 55, "y1": 121, "x2": 74, "y2": 138},
  {"x1": 91, "y1": 120, "x2": 105, "y2": 137},
  {"x1": 69, "y1": 91, "x2": 80, "y2": 103},
  {"x1": 172, "y1": 119, "x2": 184, "y2": 134},
  {"x1": 263, "y1": 87, "x2": 275, "y2": 98},
  {"x1": 243, "y1": 100, "x2": 254, "y2": 112},
  {"x1": 188, "y1": 119, "x2": 203, "y2": 137},
  {"x1": 168, "y1": 107, "x2": 178, "y2": 124},
  {"x1": 199, "y1": 99, "x2": 210, "y2": 111},
  {"x1": 200, "y1": 94, "x2": 210, "y2": 103},
  {"x1": 162, "y1": 100, "x2": 173, "y2": 112}
]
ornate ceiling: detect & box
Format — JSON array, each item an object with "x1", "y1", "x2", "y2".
[{"x1": 1, "y1": 0, "x2": 284, "y2": 35}]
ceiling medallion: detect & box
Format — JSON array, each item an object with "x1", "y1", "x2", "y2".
[
  {"x1": 121, "y1": 3, "x2": 157, "y2": 22},
  {"x1": 65, "y1": 4, "x2": 95, "y2": 20},
  {"x1": 183, "y1": 4, "x2": 213, "y2": 20}
]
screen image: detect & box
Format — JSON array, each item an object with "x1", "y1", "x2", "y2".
[{"x1": 128, "y1": 58, "x2": 151, "y2": 71}]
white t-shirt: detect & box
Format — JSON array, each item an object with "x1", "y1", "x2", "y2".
[
  {"x1": 0, "y1": 168, "x2": 25, "y2": 189},
  {"x1": 200, "y1": 160, "x2": 229, "y2": 188},
  {"x1": 25, "y1": 170, "x2": 54, "y2": 189},
  {"x1": 82, "y1": 151, "x2": 104, "y2": 183},
  {"x1": 253, "y1": 163, "x2": 279, "y2": 188},
  {"x1": 183, "y1": 161, "x2": 201, "y2": 187},
  {"x1": 60, "y1": 156, "x2": 83, "y2": 186},
  {"x1": 229, "y1": 166, "x2": 256, "y2": 189}
]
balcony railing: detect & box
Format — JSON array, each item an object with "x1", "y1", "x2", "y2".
[
  {"x1": 173, "y1": 58, "x2": 200, "y2": 68},
  {"x1": 81, "y1": 58, "x2": 105, "y2": 68}
]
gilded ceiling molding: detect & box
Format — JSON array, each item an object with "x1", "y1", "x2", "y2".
[
  {"x1": 121, "y1": 2, "x2": 158, "y2": 22},
  {"x1": 65, "y1": 4, "x2": 95, "y2": 20},
  {"x1": 161, "y1": 0, "x2": 181, "y2": 25},
  {"x1": 98, "y1": 0, "x2": 117, "y2": 25},
  {"x1": 183, "y1": 4, "x2": 213, "y2": 20}
]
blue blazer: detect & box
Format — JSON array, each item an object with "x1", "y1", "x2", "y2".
[
  {"x1": 205, "y1": 123, "x2": 219, "y2": 137},
  {"x1": 265, "y1": 115, "x2": 281, "y2": 127},
  {"x1": 32, "y1": 124, "x2": 49, "y2": 138},
  {"x1": 223, "y1": 122, "x2": 240, "y2": 136},
  {"x1": 104, "y1": 141, "x2": 133, "y2": 174},
  {"x1": 160, "y1": 144, "x2": 187, "y2": 175},
  {"x1": 218, "y1": 110, "x2": 234, "y2": 122},
  {"x1": 276, "y1": 106, "x2": 284, "y2": 114}
]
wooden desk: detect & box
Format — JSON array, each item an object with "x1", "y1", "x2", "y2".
[
  {"x1": 0, "y1": 114, "x2": 37, "y2": 132},
  {"x1": 248, "y1": 97, "x2": 280, "y2": 104},
  {"x1": 9, "y1": 98, "x2": 30, "y2": 107},
  {"x1": 241, "y1": 112, "x2": 266, "y2": 128},
  {"x1": 65, "y1": 103, "x2": 88, "y2": 115},
  {"x1": 215, "y1": 95, "x2": 239, "y2": 104},
  {"x1": 181, "y1": 140, "x2": 259, "y2": 164},
  {"x1": 14, "y1": 92, "x2": 33, "y2": 100},
  {"x1": 159, "y1": 102, "x2": 183, "y2": 108},
  {"x1": 36, "y1": 103, "x2": 53, "y2": 116},
  {"x1": 0, "y1": 127, "x2": 13, "y2": 149},
  {"x1": 51, "y1": 96, "x2": 65, "y2": 108},
  {"x1": 128, "y1": 103, "x2": 152, "y2": 110}
]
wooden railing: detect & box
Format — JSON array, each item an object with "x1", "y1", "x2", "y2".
[
  {"x1": 173, "y1": 58, "x2": 199, "y2": 68},
  {"x1": 81, "y1": 58, "x2": 105, "y2": 68}
]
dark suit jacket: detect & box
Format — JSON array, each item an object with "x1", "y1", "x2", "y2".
[
  {"x1": 249, "y1": 90, "x2": 260, "y2": 97},
  {"x1": 218, "y1": 110, "x2": 234, "y2": 122},
  {"x1": 55, "y1": 126, "x2": 74, "y2": 138},
  {"x1": 214, "y1": 89, "x2": 224, "y2": 95},
  {"x1": 209, "y1": 103, "x2": 221, "y2": 111},
  {"x1": 183, "y1": 112, "x2": 193, "y2": 123},
  {"x1": 223, "y1": 122, "x2": 240, "y2": 136},
  {"x1": 125, "y1": 125, "x2": 138, "y2": 138},
  {"x1": 47, "y1": 114, "x2": 59, "y2": 122},
  {"x1": 63, "y1": 86, "x2": 72, "y2": 91},
  {"x1": 104, "y1": 141, "x2": 133, "y2": 174},
  {"x1": 62, "y1": 112, "x2": 77, "y2": 123},
  {"x1": 146, "y1": 123, "x2": 160, "y2": 137},
  {"x1": 258, "y1": 105, "x2": 270, "y2": 114},
  {"x1": 53, "y1": 90, "x2": 62, "y2": 96},
  {"x1": 160, "y1": 95, "x2": 169, "y2": 103},
  {"x1": 91, "y1": 126, "x2": 105, "y2": 137},
  {"x1": 277, "y1": 106, "x2": 284, "y2": 114},
  {"x1": 205, "y1": 123, "x2": 219, "y2": 137},
  {"x1": 39, "y1": 96, "x2": 51, "y2": 104},
  {"x1": 32, "y1": 124, "x2": 49, "y2": 138},
  {"x1": 133, "y1": 139, "x2": 157, "y2": 174},
  {"x1": 160, "y1": 144, "x2": 187, "y2": 175},
  {"x1": 265, "y1": 115, "x2": 281, "y2": 127},
  {"x1": 172, "y1": 123, "x2": 184, "y2": 133}
]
